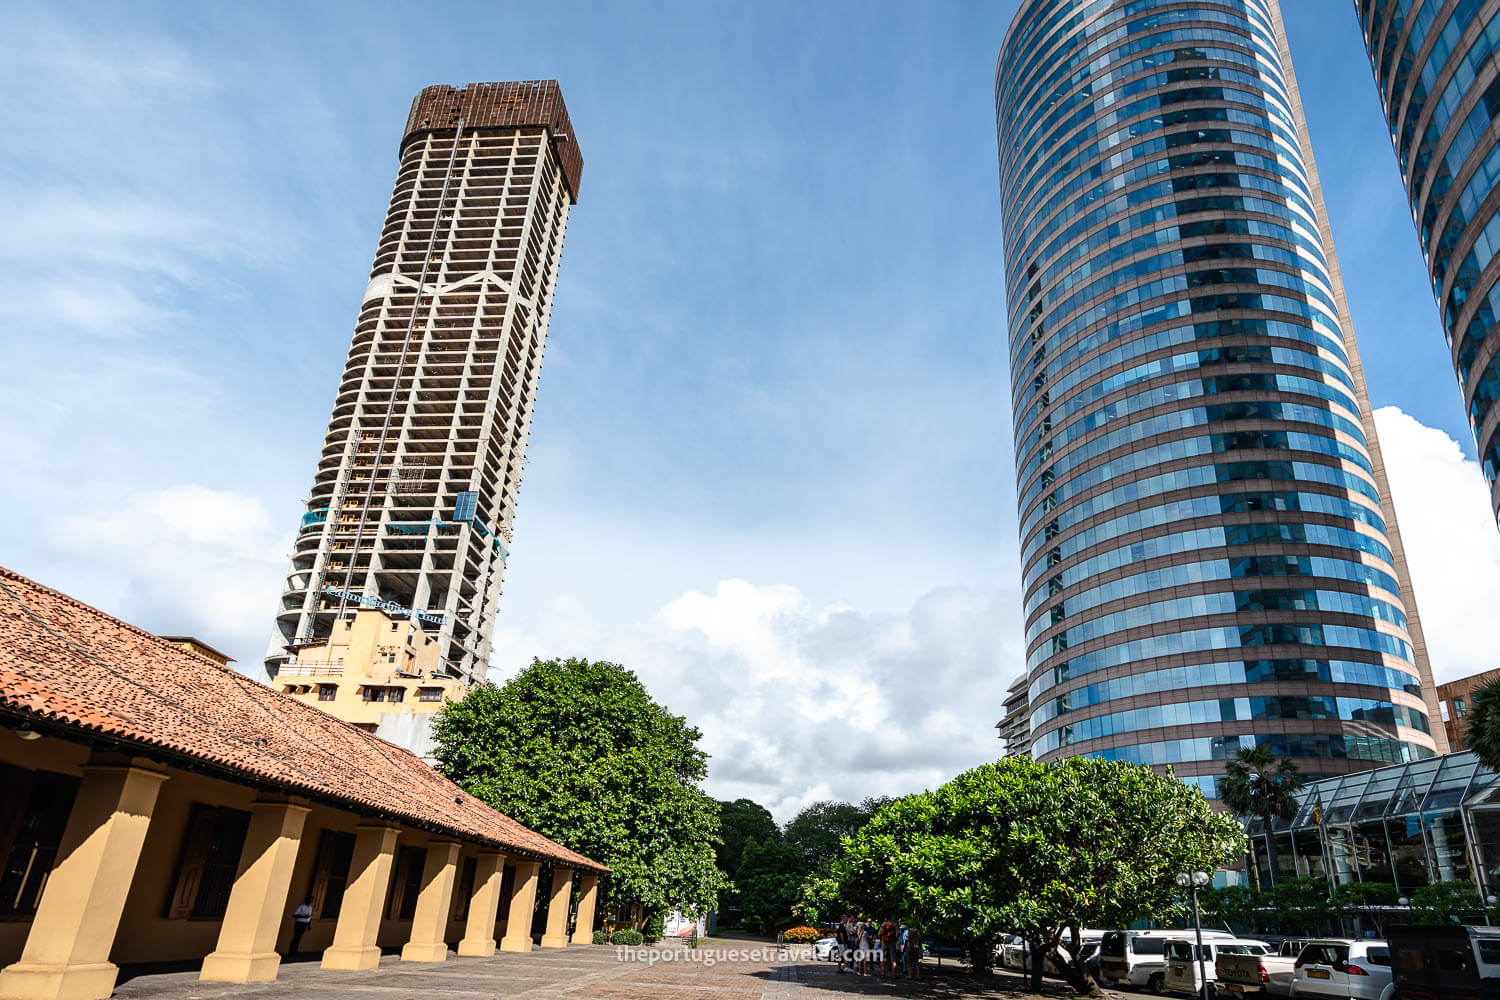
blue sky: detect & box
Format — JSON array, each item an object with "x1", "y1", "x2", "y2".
[{"x1": 2, "y1": 0, "x2": 1496, "y2": 818}]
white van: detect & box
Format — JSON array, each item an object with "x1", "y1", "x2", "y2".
[
  {"x1": 1100, "y1": 929, "x2": 1240, "y2": 992},
  {"x1": 1163, "y1": 936, "x2": 1271, "y2": 996}
]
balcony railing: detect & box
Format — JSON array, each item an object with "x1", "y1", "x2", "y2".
[{"x1": 279, "y1": 665, "x2": 344, "y2": 677}]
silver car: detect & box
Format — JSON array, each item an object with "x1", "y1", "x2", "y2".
[{"x1": 1290, "y1": 939, "x2": 1395, "y2": 1000}]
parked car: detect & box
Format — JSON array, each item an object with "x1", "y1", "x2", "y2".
[
  {"x1": 812, "y1": 937, "x2": 838, "y2": 962},
  {"x1": 924, "y1": 940, "x2": 967, "y2": 962},
  {"x1": 1386, "y1": 923, "x2": 1500, "y2": 1000},
  {"x1": 1218, "y1": 939, "x2": 1297, "y2": 997},
  {"x1": 1101, "y1": 930, "x2": 1240, "y2": 994},
  {"x1": 1290, "y1": 939, "x2": 1394, "y2": 1000},
  {"x1": 1164, "y1": 937, "x2": 1270, "y2": 997},
  {"x1": 1001, "y1": 931, "x2": 1103, "y2": 978}
]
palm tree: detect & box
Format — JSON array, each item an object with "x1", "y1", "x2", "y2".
[
  {"x1": 1466, "y1": 678, "x2": 1500, "y2": 769},
  {"x1": 1220, "y1": 745, "x2": 1303, "y2": 886}
]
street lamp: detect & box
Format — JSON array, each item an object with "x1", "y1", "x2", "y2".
[{"x1": 1177, "y1": 871, "x2": 1212, "y2": 999}]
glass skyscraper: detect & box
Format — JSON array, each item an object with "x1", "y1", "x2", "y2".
[
  {"x1": 1356, "y1": 1, "x2": 1500, "y2": 523},
  {"x1": 995, "y1": 0, "x2": 1446, "y2": 794}
]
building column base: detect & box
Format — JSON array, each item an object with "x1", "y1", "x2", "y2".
[
  {"x1": 0, "y1": 960, "x2": 119, "y2": 1000},
  {"x1": 399, "y1": 941, "x2": 450, "y2": 963},
  {"x1": 320, "y1": 944, "x2": 381, "y2": 971},
  {"x1": 456, "y1": 938, "x2": 495, "y2": 957},
  {"x1": 498, "y1": 934, "x2": 533, "y2": 953},
  {"x1": 198, "y1": 950, "x2": 282, "y2": 983},
  {"x1": 539, "y1": 934, "x2": 569, "y2": 949}
]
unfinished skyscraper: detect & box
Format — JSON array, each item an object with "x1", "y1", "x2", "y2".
[{"x1": 265, "y1": 81, "x2": 581, "y2": 687}]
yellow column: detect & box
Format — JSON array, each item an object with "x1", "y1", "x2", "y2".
[
  {"x1": 539, "y1": 867, "x2": 574, "y2": 948},
  {"x1": 498, "y1": 860, "x2": 540, "y2": 953},
  {"x1": 456, "y1": 852, "x2": 505, "y2": 957},
  {"x1": 400, "y1": 840, "x2": 460, "y2": 963},
  {"x1": 320, "y1": 823, "x2": 399, "y2": 971},
  {"x1": 571, "y1": 874, "x2": 599, "y2": 944},
  {"x1": 0, "y1": 756, "x2": 167, "y2": 1000},
  {"x1": 199, "y1": 796, "x2": 310, "y2": 983}
]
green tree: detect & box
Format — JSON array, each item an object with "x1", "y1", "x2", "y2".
[
  {"x1": 1332, "y1": 881, "x2": 1397, "y2": 935},
  {"x1": 715, "y1": 798, "x2": 779, "y2": 877},
  {"x1": 833, "y1": 757, "x2": 1244, "y2": 996},
  {"x1": 1219, "y1": 745, "x2": 1303, "y2": 886},
  {"x1": 1267, "y1": 877, "x2": 1334, "y2": 935},
  {"x1": 1409, "y1": 880, "x2": 1484, "y2": 924},
  {"x1": 791, "y1": 874, "x2": 846, "y2": 926},
  {"x1": 430, "y1": 658, "x2": 729, "y2": 922},
  {"x1": 1200, "y1": 883, "x2": 1263, "y2": 934},
  {"x1": 1465, "y1": 679, "x2": 1500, "y2": 770},
  {"x1": 735, "y1": 837, "x2": 806, "y2": 934},
  {"x1": 783, "y1": 797, "x2": 891, "y2": 868}
]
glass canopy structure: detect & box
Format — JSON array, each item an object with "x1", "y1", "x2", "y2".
[{"x1": 1245, "y1": 751, "x2": 1500, "y2": 895}]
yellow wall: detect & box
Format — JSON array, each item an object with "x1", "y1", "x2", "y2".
[
  {"x1": 0, "y1": 729, "x2": 528, "y2": 970},
  {"x1": 275, "y1": 610, "x2": 467, "y2": 729}
]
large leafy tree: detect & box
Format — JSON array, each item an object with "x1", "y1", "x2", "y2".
[
  {"x1": 715, "y1": 798, "x2": 779, "y2": 877},
  {"x1": 1465, "y1": 678, "x2": 1500, "y2": 770},
  {"x1": 783, "y1": 797, "x2": 892, "y2": 868},
  {"x1": 735, "y1": 837, "x2": 806, "y2": 933},
  {"x1": 430, "y1": 658, "x2": 729, "y2": 920},
  {"x1": 1219, "y1": 744, "x2": 1303, "y2": 886},
  {"x1": 833, "y1": 757, "x2": 1244, "y2": 997}
]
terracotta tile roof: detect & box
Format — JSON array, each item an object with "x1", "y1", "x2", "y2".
[{"x1": 0, "y1": 566, "x2": 607, "y2": 874}]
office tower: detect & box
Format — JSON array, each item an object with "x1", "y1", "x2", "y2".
[
  {"x1": 265, "y1": 81, "x2": 581, "y2": 686},
  {"x1": 995, "y1": 0, "x2": 1446, "y2": 795},
  {"x1": 1356, "y1": 2, "x2": 1500, "y2": 522}
]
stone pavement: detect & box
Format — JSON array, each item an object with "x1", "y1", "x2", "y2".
[{"x1": 108, "y1": 939, "x2": 1128, "y2": 1000}]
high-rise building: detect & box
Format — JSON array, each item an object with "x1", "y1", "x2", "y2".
[
  {"x1": 995, "y1": 0, "x2": 1446, "y2": 795},
  {"x1": 1355, "y1": 2, "x2": 1500, "y2": 523},
  {"x1": 265, "y1": 81, "x2": 581, "y2": 686}
]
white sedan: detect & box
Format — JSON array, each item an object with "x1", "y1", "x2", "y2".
[{"x1": 813, "y1": 937, "x2": 839, "y2": 961}]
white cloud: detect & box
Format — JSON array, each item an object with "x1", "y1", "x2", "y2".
[
  {"x1": 1375, "y1": 406, "x2": 1500, "y2": 684},
  {"x1": 41, "y1": 485, "x2": 289, "y2": 676},
  {"x1": 489, "y1": 578, "x2": 1023, "y2": 822}
]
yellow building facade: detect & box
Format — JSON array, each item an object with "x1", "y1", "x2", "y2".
[
  {"x1": 275, "y1": 610, "x2": 468, "y2": 733},
  {"x1": 0, "y1": 567, "x2": 605, "y2": 1000}
]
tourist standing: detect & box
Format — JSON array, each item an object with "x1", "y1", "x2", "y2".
[
  {"x1": 289, "y1": 897, "x2": 312, "y2": 956},
  {"x1": 906, "y1": 924, "x2": 922, "y2": 980}
]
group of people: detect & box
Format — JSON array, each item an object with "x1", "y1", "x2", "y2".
[{"x1": 833, "y1": 915, "x2": 922, "y2": 979}]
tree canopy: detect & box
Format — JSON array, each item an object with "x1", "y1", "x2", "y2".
[
  {"x1": 735, "y1": 837, "x2": 806, "y2": 934},
  {"x1": 715, "y1": 798, "x2": 779, "y2": 877},
  {"x1": 1219, "y1": 744, "x2": 1303, "y2": 886},
  {"x1": 783, "y1": 797, "x2": 892, "y2": 869},
  {"x1": 430, "y1": 657, "x2": 728, "y2": 919},
  {"x1": 832, "y1": 757, "x2": 1244, "y2": 996}
]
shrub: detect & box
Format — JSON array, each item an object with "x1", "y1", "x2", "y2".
[
  {"x1": 592, "y1": 929, "x2": 607, "y2": 945},
  {"x1": 610, "y1": 929, "x2": 644, "y2": 946},
  {"x1": 644, "y1": 913, "x2": 664, "y2": 943},
  {"x1": 782, "y1": 926, "x2": 821, "y2": 944}
]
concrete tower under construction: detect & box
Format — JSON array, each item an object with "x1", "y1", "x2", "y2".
[{"x1": 264, "y1": 81, "x2": 582, "y2": 686}]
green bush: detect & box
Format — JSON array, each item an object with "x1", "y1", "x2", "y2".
[
  {"x1": 591, "y1": 929, "x2": 607, "y2": 945},
  {"x1": 782, "y1": 926, "x2": 821, "y2": 943},
  {"x1": 610, "y1": 929, "x2": 644, "y2": 946},
  {"x1": 644, "y1": 913, "x2": 664, "y2": 943}
]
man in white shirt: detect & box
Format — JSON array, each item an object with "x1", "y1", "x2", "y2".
[{"x1": 290, "y1": 898, "x2": 313, "y2": 955}]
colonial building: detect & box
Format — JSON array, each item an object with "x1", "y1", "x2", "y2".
[
  {"x1": 273, "y1": 608, "x2": 467, "y2": 757},
  {"x1": 0, "y1": 566, "x2": 604, "y2": 1000}
]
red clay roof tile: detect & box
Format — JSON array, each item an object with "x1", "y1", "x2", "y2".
[{"x1": 0, "y1": 566, "x2": 607, "y2": 874}]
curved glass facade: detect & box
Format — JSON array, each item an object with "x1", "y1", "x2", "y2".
[
  {"x1": 1357, "y1": 0, "x2": 1500, "y2": 521},
  {"x1": 996, "y1": 0, "x2": 1442, "y2": 790}
]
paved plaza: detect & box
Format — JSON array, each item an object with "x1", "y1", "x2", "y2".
[{"x1": 109, "y1": 940, "x2": 1128, "y2": 1000}]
